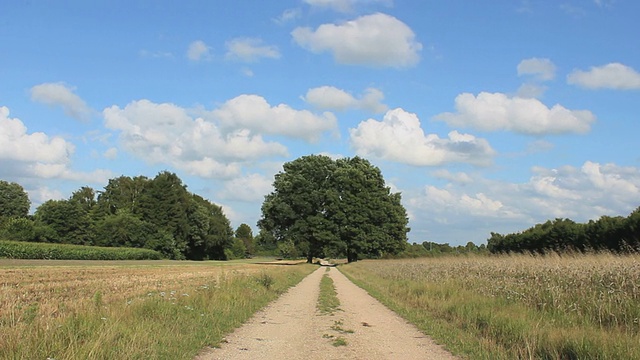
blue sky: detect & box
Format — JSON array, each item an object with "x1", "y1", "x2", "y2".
[{"x1": 1, "y1": 0, "x2": 639, "y2": 246}]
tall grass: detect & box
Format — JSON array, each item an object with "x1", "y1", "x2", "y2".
[
  {"x1": 0, "y1": 263, "x2": 315, "y2": 359},
  {"x1": 340, "y1": 253, "x2": 640, "y2": 359}
]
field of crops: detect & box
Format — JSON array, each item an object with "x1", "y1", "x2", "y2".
[
  {"x1": 0, "y1": 260, "x2": 315, "y2": 359},
  {"x1": 340, "y1": 253, "x2": 640, "y2": 359}
]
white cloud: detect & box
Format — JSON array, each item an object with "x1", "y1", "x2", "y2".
[
  {"x1": 517, "y1": 58, "x2": 556, "y2": 81},
  {"x1": 187, "y1": 40, "x2": 212, "y2": 61},
  {"x1": 405, "y1": 160, "x2": 640, "y2": 244},
  {"x1": 303, "y1": 86, "x2": 387, "y2": 113},
  {"x1": 210, "y1": 94, "x2": 337, "y2": 142},
  {"x1": 567, "y1": 63, "x2": 640, "y2": 90},
  {"x1": 350, "y1": 108, "x2": 495, "y2": 166},
  {"x1": 516, "y1": 83, "x2": 547, "y2": 99},
  {"x1": 103, "y1": 147, "x2": 118, "y2": 160},
  {"x1": 303, "y1": 0, "x2": 393, "y2": 13},
  {"x1": 273, "y1": 8, "x2": 302, "y2": 24},
  {"x1": 103, "y1": 99, "x2": 289, "y2": 179},
  {"x1": 225, "y1": 38, "x2": 280, "y2": 62},
  {"x1": 434, "y1": 92, "x2": 595, "y2": 135},
  {"x1": 30, "y1": 83, "x2": 92, "y2": 121},
  {"x1": 291, "y1": 13, "x2": 421, "y2": 68},
  {"x1": 0, "y1": 106, "x2": 112, "y2": 184},
  {"x1": 431, "y1": 169, "x2": 473, "y2": 184},
  {"x1": 0, "y1": 106, "x2": 74, "y2": 164},
  {"x1": 218, "y1": 173, "x2": 273, "y2": 202}
]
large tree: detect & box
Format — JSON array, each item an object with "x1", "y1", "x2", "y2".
[
  {"x1": 259, "y1": 155, "x2": 409, "y2": 262},
  {"x1": 0, "y1": 180, "x2": 30, "y2": 219}
]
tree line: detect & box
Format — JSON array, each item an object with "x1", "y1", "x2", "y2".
[
  {"x1": 0, "y1": 174, "x2": 258, "y2": 260},
  {"x1": 487, "y1": 207, "x2": 640, "y2": 254}
]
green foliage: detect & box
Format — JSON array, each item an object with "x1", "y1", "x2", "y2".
[
  {"x1": 0, "y1": 217, "x2": 35, "y2": 242},
  {"x1": 487, "y1": 207, "x2": 640, "y2": 254},
  {"x1": 260, "y1": 155, "x2": 409, "y2": 262},
  {"x1": 277, "y1": 239, "x2": 299, "y2": 259},
  {"x1": 0, "y1": 240, "x2": 162, "y2": 260},
  {"x1": 3, "y1": 173, "x2": 235, "y2": 260},
  {"x1": 235, "y1": 223, "x2": 255, "y2": 256},
  {"x1": 0, "y1": 180, "x2": 30, "y2": 219},
  {"x1": 34, "y1": 199, "x2": 94, "y2": 245}
]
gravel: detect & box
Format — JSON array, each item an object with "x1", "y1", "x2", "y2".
[{"x1": 196, "y1": 266, "x2": 459, "y2": 360}]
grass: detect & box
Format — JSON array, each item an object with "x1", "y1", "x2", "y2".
[
  {"x1": 340, "y1": 252, "x2": 640, "y2": 359},
  {"x1": 0, "y1": 261, "x2": 316, "y2": 359},
  {"x1": 317, "y1": 270, "x2": 341, "y2": 315},
  {"x1": 316, "y1": 269, "x2": 354, "y2": 348}
]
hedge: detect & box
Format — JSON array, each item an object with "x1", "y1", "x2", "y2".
[{"x1": 0, "y1": 240, "x2": 163, "y2": 260}]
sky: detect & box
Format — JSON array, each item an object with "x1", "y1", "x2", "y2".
[{"x1": 1, "y1": 0, "x2": 639, "y2": 246}]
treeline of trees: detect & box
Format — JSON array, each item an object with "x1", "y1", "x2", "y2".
[
  {"x1": 392, "y1": 241, "x2": 489, "y2": 258},
  {"x1": 487, "y1": 207, "x2": 640, "y2": 254},
  {"x1": 0, "y1": 174, "x2": 261, "y2": 260}
]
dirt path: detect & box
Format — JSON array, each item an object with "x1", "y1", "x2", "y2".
[{"x1": 196, "y1": 266, "x2": 458, "y2": 360}]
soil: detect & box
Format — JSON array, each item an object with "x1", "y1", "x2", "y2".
[{"x1": 196, "y1": 266, "x2": 459, "y2": 360}]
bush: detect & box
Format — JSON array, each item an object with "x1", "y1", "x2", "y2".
[{"x1": 0, "y1": 240, "x2": 163, "y2": 260}]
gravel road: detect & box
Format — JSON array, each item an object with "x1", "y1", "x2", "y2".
[{"x1": 196, "y1": 266, "x2": 458, "y2": 360}]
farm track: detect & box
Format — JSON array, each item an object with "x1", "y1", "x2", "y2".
[{"x1": 197, "y1": 266, "x2": 458, "y2": 360}]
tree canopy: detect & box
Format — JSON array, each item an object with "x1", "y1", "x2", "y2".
[
  {"x1": 259, "y1": 155, "x2": 409, "y2": 262},
  {"x1": 1, "y1": 172, "x2": 234, "y2": 260},
  {"x1": 0, "y1": 180, "x2": 30, "y2": 219}
]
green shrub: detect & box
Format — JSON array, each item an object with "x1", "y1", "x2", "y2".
[{"x1": 0, "y1": 240, "x2": 163, "y2": 260}]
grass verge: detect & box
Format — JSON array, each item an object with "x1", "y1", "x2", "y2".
[
  {"x1": 339, "y1": 254, "x2": 640, "y2": 359},
  {"x1": 1, "y1": 263, "x2": 315, "y2": 359}
]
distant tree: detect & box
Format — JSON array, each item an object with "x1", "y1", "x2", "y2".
[
  {"x1": 0, "y1": 217, "x2": 35, "y2": 242},
  {"x1": 0, "y1": 180, "x2": 30, "y2": 219},
  {"x1": 34, "y1": 199, "x2": 94, "y2": 245},
  {"x1": 95, "y1": 176, "x2": 149, "y2": 217},
  {"x1": 69, "y1": 186, "x2": 97, "y2": 213},
  {"x1": 235, "y1": 223, "x2": 255, "y2": 256},
  {"x1": 259, "y1": 155, "x2": 409, "y2": 262},
  {"x1": 185, "y1": 194, "x2": 233, "y2": 260},
  {"x1": 135, "y1": 171, "x2": 191, "y2": 259}
]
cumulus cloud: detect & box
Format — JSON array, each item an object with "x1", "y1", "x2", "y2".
[
  {"x1": 350, "y1": 108, "x2": 495, "y2": 166},
  {"x1": 0, "y1": 106, "x2": 74, "y2": 164},
  {"x1": 291, "y1": 13, "x2": 421, "y2": 68},
  {"x1": 405, "y1": 160, "x2": 640, "y2": 244},
  {"x1": 517, "y1": 58, "x2": 556, "y2": 81},
  {"x1": 187, "y1": 40, "x2": 212, "y2": 61},
  {"x1": 103, "y1": 99, "x2": 291, "y2": 178},
  {"x1": 303, "y1": 0, "x2": 393, "y2": 13},
  {"x1": 0, "y1": 106, "x2": 112, "y2": 184},
  {"x1": 303, "y1": 86, "x2": 387, "y2": 113},
  {"x1": 434, "y1": 92, "x2": 595, "y2": 135},
  {"x1": 210, "y1": 94, "x2": 337, "y2": 142},
  {"x1": 225, "y1": 38, "x2": 280, "y2": 62},
  {"x1": 431, "y1": 169, "x2": 473, "y2": 185},
  {"x1": 567, "y1": 63, "x2": 640, "y2": 90},
  {"x1": 30, "y1": 83, "x2": 92, "y2": 121},
  {"x1": 218, "y1": 173, "x2": 273, "y2": 202}
]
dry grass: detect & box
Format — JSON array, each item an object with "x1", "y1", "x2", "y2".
[
  {"x1": 340, "y1": 252, "x2": 640, "y2": 359},
  {"x1": 0, "y1": 261, "x2": 315, "y2": 359}
]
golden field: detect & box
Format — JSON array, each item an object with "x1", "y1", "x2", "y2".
[{"x1": 0, "y1": 259, "x2": 315, "y2": 359}]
